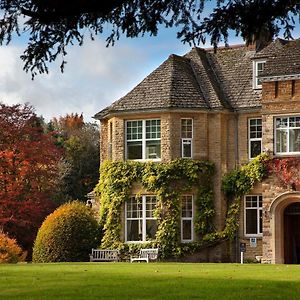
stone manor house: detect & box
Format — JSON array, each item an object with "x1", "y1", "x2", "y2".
[{"x1": 95, "y1": 38, "x2": 300, "y2": 264}]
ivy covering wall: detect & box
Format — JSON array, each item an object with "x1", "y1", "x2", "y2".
[
  {"x1": 94, "y1": 159, "x2": 216, "y2": 258},
  {"x1": 94, "y1": 154, "x2": 270, "y2": 259}
]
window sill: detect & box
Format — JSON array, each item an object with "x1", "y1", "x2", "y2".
[
  {"x1": 126, "y1": 159, "x2": 161, "y2": 162},
  {"x1": 244, "y1": 234, "x2": 262, "y2": 238},
  {"x1": 125, "y1": 241, "x2": 154, "y2": 244},
  {"x1": 274, "y1": 153, "x2": 300, "y2": 157}
]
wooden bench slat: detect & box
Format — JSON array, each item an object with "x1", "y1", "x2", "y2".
[
  {"x1": 130, "y1": 248, "x2": 159, "y2": 263},
  {"x1": 90, "y1": 249, "x2": 119, "y2": 262}
]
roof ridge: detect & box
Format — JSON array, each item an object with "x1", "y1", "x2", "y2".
[
  {"x1": 168, "y1": 53, "x2": 209, "y2": 109},
  {"x1": 188, "y1": 57, "x2": 211, "y2": 109},
  {"x1": 195, "y1": 48, "x2": 232, "y2": 110}
]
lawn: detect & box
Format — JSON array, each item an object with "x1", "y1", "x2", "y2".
[{"x1": 1, "y1": 263, "x2": 300, "y2": 300}]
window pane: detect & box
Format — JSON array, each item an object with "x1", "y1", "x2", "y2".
[
  {"x1": 182, "y1": 220, "x2": 192, "y2": 240},
  {"x1": 246, "y1": 210, "x2": 258, "y2": 234},
  {"x1": 182, "y1": 139, "x2": 192, "y2": 158},
  {"x1": 127, "y1": 220, "x2": 143, "y2": 241},
  {"x1": 250, "y1": 140, "x2": 262, "y2": 158},
  {"x1": 289, "y1": 128, "x2": 300, "y2": 152},
  {"x1": 146, "y1": 219, "x2": 157, "y2": 240},
  {"x1": 250, "y1": 122, "x2": 262, "y2": 138},
  {"x1": 276, "y1": 130, "x2": 287, "y2": 153},
  {"x1": 146, "y1": 140, "x2": 161, "y2": 159},
  {"x1": 127, "y1": 197, "x2": 142, "y2": 218},
  {"x1": 127, "y1": 121, "x2": 142, "y2": 140},
  {"x1": 276, "y1": 118, "x2": 288, "y2": 128},
  {"x1": 182, "y1": 196, "x2": 193, "y2": 218},
  {"x1": 257, "y1": 62, "x2": 265, "y2": 72},
  {"x1": 181, "y1": 119, "x2": 193, "y2": 139},
  {"x1": 146, "y1": 196, "x2": 157, "y2": 218},
  {"x1": 127, "y1": 141, "x2": 142, "y2": 159},
  {"x1": 289, "y1": 117, "x2": 300, "y2": 128},
  {"x1": 146, "y1": 120, "x2": 160, "y2": 139},
  {"x1": 246, "y1": 196, "x2": 255, "y2": 208}
]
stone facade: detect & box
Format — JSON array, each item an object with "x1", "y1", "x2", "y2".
[{"x1": 96, "y1": 40, "x2": 300, "y2": 263}]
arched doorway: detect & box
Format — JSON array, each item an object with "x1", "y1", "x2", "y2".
[
  {"x1": 268, "y1": 192, "x2": 300, "y2": 263},
  {"x1": 284, "y1": 202, "x2": 300, "y2": 264}
]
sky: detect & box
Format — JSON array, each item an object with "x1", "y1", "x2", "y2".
[{"x1": 0, "y1": 15, "x2": 299, "y2": 123}]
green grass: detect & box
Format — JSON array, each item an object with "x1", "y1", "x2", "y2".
[{"x1": 1, "y1": 263, "x2": 300, "y2": 299}]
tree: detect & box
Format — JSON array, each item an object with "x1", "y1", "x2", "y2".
[
  {"x1": 0, "y1": 0, "x2": 299, "y2": 77},
  {"x1": 49, "y1": 114, "x2": 100, "y2": 203},
  {"x1": 0, "y1": 103, "x2": 62, "y2": 256}
]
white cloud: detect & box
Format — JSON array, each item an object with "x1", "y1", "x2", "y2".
[{"x1": 0, "y1": 39, "x2": 151, "y2": 122}]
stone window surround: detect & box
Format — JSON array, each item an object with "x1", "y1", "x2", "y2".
[
  {"x1": 244, "y1": 195, "x2": 263, "y2": 237},
  {"x1": 253, "y1": 59, "x2": 266, "y2": 89}
]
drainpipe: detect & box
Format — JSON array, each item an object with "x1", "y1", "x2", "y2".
[{"x1": 234, "y1": 111, "x2": 240, "y2": 262}]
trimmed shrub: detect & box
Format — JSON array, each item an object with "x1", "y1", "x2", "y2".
[
  {"x1": 0, "y1": 232, "x2": 26, "y2": 263},
  {"x1": 32, "y1": 201, "x2": 100, "y2": 262}
]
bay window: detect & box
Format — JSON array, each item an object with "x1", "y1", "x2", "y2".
[
  {"x1": 244, "y1": 195, "x2": 262, "y2": 236},
  {"x1": 275, "y1": 116, "x2": 300, "y2": 154},
  {"x1": 125, "y1": 195, "x2": 157, "y2": 242},
  {"x1": 126, "y1": 119, "x2": 161, "y2": 160}
]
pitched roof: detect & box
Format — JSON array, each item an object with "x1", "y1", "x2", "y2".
[
  {"x1": 95, "y1": 38, "x2": 299, "y2": 119},
  {"x1": 95, "y1": 54, "x2": 209, "y2": 119},
  {"x1": 262, "y1": 39, "x2": 300, "y2": 77}
]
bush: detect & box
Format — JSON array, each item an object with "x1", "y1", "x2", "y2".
[
  {"x1": 32, "y1": 201, "x2": 100, "y2": 262},
  {"x1": 0, "y1": 232, "x2": 26, "y2": 263}
]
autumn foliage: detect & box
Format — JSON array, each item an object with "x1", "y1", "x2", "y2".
[
  {"x1": 49, "y1": 113, "x2": 99, "y2": 203},
  {"x1": 0, "y1": 103, "x2": 62, "y2": 256},
  {"x1": 0, "y1": 231, "x2": 26, "y2": 263},
  {"x1": 268, "y1": 157, "x2": 300, "y2": 189}
]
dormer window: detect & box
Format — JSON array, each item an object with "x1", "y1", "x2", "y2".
[{"x1": 253, "y1": 60, "x2": 266, "y2": 89}]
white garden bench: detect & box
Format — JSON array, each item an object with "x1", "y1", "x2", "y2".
[
  {"x1": 130, "y1": 248, "x2": 159, "y2": 263},
  {"x1": 89, "y1": 249, "x2": 120, "y2": 262}
]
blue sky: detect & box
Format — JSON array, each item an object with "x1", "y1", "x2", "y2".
[{"x1": 0, "y1": 19, "x2": 299, "y2": 122}]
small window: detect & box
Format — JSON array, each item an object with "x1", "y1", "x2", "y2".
[
  {"x1": 181, "y1": 195, "x2": 193, "y2": 242},
  {"x1": 126, "y1": 195, "x2": 157, "y2": 242},
  {"x1": 248, "y1": 118, "x2": 262, "y2": 159},
  {"x1": 126, "y1": 119, "x2": 161, "y2": 160},
  {"x1": 275, "y1": 116, "x2": 300, "y2": 154},
  {"x1": 181, "y1": 119, "x2": 193, "y2": 158},
  {"x1": 253, "y1": 60, "x2": 266, "y2": 89},
  {"x1": 244, "y1": 195, "x2": 262, "y2": 236}
]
